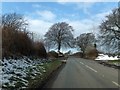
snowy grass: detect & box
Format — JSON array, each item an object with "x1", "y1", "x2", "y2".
[
  {"x1": 28, "y1": 60, "x2": 62, "y2": 88},
  {"x1": 95, "y1": 54, "x2": 119, "y2": 60},
  {"x1": 107, "y1": 60, "x2": 120, "y2": 66},
  {"x1": 95, "y1": 54, "x2": 120, "y2": 66},
  {"x1": 1, "y1": 57, "x2": 61, "y2": 89}
]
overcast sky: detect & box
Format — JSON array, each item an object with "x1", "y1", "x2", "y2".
[{"x1": 2, "y1": 1, "x2": 118, "y2": 52}]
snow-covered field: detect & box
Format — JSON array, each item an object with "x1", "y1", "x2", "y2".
[
  {"x1": 0, "y1": 56, "x2": 48, "y2": 89},
  {"x1": 95, "y1": 54, "x2": 120, "y2": 67},
  {"x1": 95, "y1": 54, "x2": 119, "y2": 60}
]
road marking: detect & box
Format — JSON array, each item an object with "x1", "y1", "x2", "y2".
[
  {"x1": 112, "y1": 81, "x2": 120, "y2": 87},
  {"x1": 85, "y1": 65, "x2": 98, "y2": 73},
  {"x1": 80, "y1": 62, "x2": 84, "y2": 65}
]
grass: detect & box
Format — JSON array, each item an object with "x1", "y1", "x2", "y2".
[
  {"x1": 28, "y1": 60, "x2": 62, "y2": 89},
  {"x1": 108, "y1": 59, "x2": 120, "y2": 63}
]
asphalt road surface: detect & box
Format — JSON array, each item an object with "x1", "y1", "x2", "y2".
[{"x1": 44, "y1": 57, "x2": 119, "y2": 88}]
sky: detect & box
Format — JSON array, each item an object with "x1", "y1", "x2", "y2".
[
  {"x1": 2, "y1": 1, "x2": 119, "y2": 52},
  {"x1": 2, "y1": 2, "x2": 118, "y2": 36}
]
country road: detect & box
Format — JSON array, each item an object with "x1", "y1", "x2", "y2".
[{"x1": 43, "y1": 57, "x2": 119, "y2": 88}]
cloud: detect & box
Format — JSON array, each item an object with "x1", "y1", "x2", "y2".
[
  {"x1": 59, "y1": 9, "x2": 112, "y2": 37},
  {"x1": 27, "y1": 17, "x2": 53, "y2": 37},
  {"x1": 76, "y1": 2, "x2": 95, "y2": 15},
  {"x1": 3, "y1": 0, "x2": 119, "y2": 2},
  {"x1": 70, "y1": 20, "x2": 95, "y2": 37},
  {"x1": 36, "y1": 10, "x2": 56, "y2": 21},
  {"x1": 56, "y1": 0, "x2": 119, "y2": 3},
  {"x1": 24, "y1": 10, "x2": 56, "y2": 37},
  {"x1": 57, "y1": 0, "x2": 71, "y2": 4},
  {"x1": 57, "y1": 2, "x2": 96, "y2": 16},
  {"x1": 27, "y1": 17, "x2": 93, "y2": 38},
  {"x1": 59, "y1": 19, "x2": 95, "y2": 37},
  {"x1": 32, "y1": 4, "x2": 41, "y2": 8},
  {"x1": 25, "y1": 7, "x2": 112, "y2": 39},
  {"x1": 92, "y1": 10, "x2": 112, "y2": 21}
]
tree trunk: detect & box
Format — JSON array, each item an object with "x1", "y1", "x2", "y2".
[{"x1": 58, "y1": 42, "x2": 61, "y2": 53}]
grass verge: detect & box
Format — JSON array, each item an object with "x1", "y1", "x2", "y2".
[
  {"x1": 27, "y1": 60, "x2": 62, "y2": 89},
  {"x1": 108, "y1": 59, "x2": 120, "y2": 63}
]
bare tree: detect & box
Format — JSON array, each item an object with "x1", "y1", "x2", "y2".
[
  {"x1": 99, "y1": 7, "x2": 120, "y2": 55},
  {"x1": 2, "y1": 13, "x2": 28, "y2": 32},
  {"x1": 76, "y1": 33, "x2": 95, "y2": 54},
  {"x1": 44, "y1": 22, "x2": 74, "y2": 53},
  {"x1": 44, "y1": 39, "x2": 53, "y2": 52}
]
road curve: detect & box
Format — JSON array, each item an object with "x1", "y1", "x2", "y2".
[{"x1": 43, "y1": 57, "x2": 119, "y2": 88}]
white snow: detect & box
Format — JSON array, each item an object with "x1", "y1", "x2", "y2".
[
  {"x1": 1, "y1": 57, "x2": 48, "y2": 89},
  {"x1": 95, "y1": 54, "x2": 119, "y2": 60}
]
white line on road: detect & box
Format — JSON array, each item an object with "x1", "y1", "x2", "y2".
[
  {"x1": 112, "y1": 81, "x2": 120, "y2": 87},
  {"x1": 85, "y1": 65, "x2": 98, "y2": 73},
  {"x1": 79, "y1": 62, "x2": 84, "y2": 65}
]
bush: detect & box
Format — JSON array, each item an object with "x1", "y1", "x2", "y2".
[
  {"x1": 33, "y1": 42, "x2": 47, "y2": 58},
  {"x1": 71, "y1": 52, "x2": 83, "y2": 58},
  {"x1": 85, "y1": 46, "x2": 98, "y2": 60},
  {"x1": 2, "y1": 13, "x2": 47, "y2": 59},
  {"x1": 2, "y1": 28, "x2": 33, "y2": 57},
  {"x1": 48, "y1": 51, "x2": 58, "y2": 59}
]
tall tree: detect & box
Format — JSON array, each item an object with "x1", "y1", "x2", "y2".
[
  {"x1": 99, "y1": 7, "x2": 120, "y2": 55},
  {"x1": 76, "y1": 33, "x2": 95, "y2": 54},
  {"x1": 44, "y1": 22, "x2": 74, "y2": 53}
]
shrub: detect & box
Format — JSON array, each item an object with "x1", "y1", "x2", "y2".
[
  {"x1": 33, "y1": 42, "x2": 47, "y2": 58},
  {"x1": 85, "y1": 46, "x2": 98, "y2": 60},
  {"x1": 2, "y1": 13, "x2": 47, "y2": 59},
  {"x1": 71, "y1": 52, "x2": 83, "y2": 58},
  {"x1": 48, "y1": 51, "x2": 58, "y2": 59}
]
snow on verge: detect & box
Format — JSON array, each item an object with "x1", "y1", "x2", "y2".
[
  {"x1": 95, "y1": 54, "x2": 119, "y2": 60},
  {"x1": 0, "y1": 57, "x2": 47, "y2": 89}
]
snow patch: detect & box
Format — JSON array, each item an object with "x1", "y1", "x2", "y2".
[
  {"x1": 95, "y1": 54, "x2": 119, "y2": 60},
  {"x1": 1, "y1": 57, "x2": 48, "y2": 89}
]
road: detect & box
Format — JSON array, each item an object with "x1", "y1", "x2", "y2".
[{"x1": 44, "y1": 57, "x2": 119, "y2": 88}]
